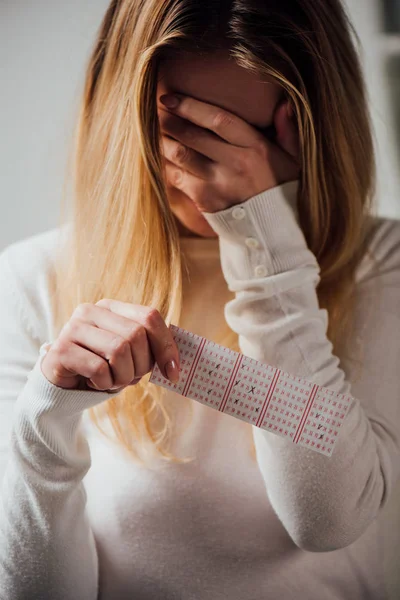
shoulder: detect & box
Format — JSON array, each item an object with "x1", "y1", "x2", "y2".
[
  {"x1": 1, "y1": 225, "x2": 67, "y2": 273},
  {"x1": 0, "y1": 224, "x2": 70, "y2": 343},
  {"x1": 356, "y1": 215, "x2": 400, "y2": 285}
]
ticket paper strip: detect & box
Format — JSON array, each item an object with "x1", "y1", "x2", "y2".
[{"x1": 149, "y1": 325, "x2": 353, "y2": 457}]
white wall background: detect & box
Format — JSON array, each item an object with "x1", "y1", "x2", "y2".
[
  {"x1": 1, "y1": 0, "x2": 400, "y2": 252},
  {"x1": 0, "y1": 0, "x2": 110, "y2": 251},
  {"x1": 345, "y1": 0, "x2": 400, "y2": 218}
]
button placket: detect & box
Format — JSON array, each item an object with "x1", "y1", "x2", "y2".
[{"x1": 230, "y1": 203, "x2": 270, "y2": 278}]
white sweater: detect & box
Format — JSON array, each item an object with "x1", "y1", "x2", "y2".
[{"x1": 1, "y1": 181, "x2": 400, "y2": 600}]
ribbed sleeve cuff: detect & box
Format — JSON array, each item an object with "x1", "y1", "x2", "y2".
[
  {"x1": 202, "y1": 180, "x2": 318, "y2": 279},
  {"x1": 16, "y1": 342, "x2": 122, "y2": 421}
]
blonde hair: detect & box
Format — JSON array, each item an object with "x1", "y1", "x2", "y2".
[{"x1": 51, "y1": 0, "x2": 379, "y2": 464}]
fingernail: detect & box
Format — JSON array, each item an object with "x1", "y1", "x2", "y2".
[
  {"x1": 165, "y1": 359, "x2": 180, "y2": 383},
  {"x1": 87, "y1": 379, "x2": 100, "y2": 390},
  {"x1": 160, "y1": 94, "x2": 180, "y2": 108}
]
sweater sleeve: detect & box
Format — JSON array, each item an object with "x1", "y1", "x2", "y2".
[
  {"x1": 202, "y1": 181, "x2": 400, "y2": 552},
  {"x1": 0, "y1": 248, "x2": 121, "y2": 599}
]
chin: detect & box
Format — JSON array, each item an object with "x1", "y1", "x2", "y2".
[
  {"x1": 171, "y1": 198, "x2": 218, "y2": 238},
  {"x1": 182, "y1": 218, "x2": 218, "y2": 238}
]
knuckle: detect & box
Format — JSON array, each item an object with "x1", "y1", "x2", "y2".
[
  {"x1": 174, "y1": 143, "x2": 189, "y2": 163},
  {"x1": 173, "y1": 168, "x2": 183, "y2": 187},
  {"x1": 73, "y1": 302, "x2": 92, "y2": 320},
  {"x1": 128, "y1": 324, "x2": 146, "y2": 344},
  {"x1": 52, "y1": 364, "x2": 66, "y2": 381},
  {"x1": 144, "y1": 308, "x2": 162, "y2": 329},
  {"x1": 65, "y1": 318, "x2": 81, "y2": 337},
  {"x1": 52, "y1": 337, "x2": 68, "y2": 356},
  {"x1": 91, "y1": 360, "x2": 109, "y2": 378},
  {"x1": 231, "y1": 152, "x2": 247, "y2": 175},
  {"x1": 213, "y1": 111, "x2": 235, "y2": 131},
  {"x1": 110, "y1": 336, "x2": 129, "y2": 358}
]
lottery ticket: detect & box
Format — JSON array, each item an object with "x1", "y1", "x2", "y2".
[{"x1": 149, "y1": 325, "x2": 354, "y2": 457}]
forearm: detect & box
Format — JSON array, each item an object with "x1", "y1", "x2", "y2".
[
  {"x1": 225, "y1": 264, "x2": 382, "y2": 551},
  {"x1": 203, "y1": 181, "x2": 395, "y2": 551},
  {"x1": 0, "y1": 349, "x2": 120, "y2": 599}
]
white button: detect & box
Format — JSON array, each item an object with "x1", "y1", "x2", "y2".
[
  {"x1": 245, "y1": 237, "x2": 260, "y2": 249},
  {"x1": 254, "y1": 265, "x2": 267, "y2": 277},
  {"x1": 232, "y1": 206, "x2": 246, "y2": 220}
]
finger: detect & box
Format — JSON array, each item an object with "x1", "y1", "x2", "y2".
[
  {"x1": 274, "y1": 100, "x2": 300, "y2": 160},
  {"x1": 95, "y1": 299, "x2": 180, "y2": 382},
  {"x1": 163, "y1": 159, "x2": 223, "y2": 212},
  {"x1": 163, "y1": 159, "x2": 198, "y2": 194},
  {"x1": 64, "y1": 320, "x2": 136, "y2": 389},
  {"x1": 50, "y1": 340, "x2": 115, "y2": 391},
  {"x1": 159, "y1": 109, "x2": 235, "y2": 166},
  {"x1": 159, "y1": 94, "x2": 263, "y2": 148},
  {"x1": 72, "y1": 303, "x2": 153, "y2": 381},
  {"x1": 161, "y1": 134, "x2": 212, "y2": 179}
]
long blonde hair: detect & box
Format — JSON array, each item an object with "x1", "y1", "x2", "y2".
[{"x1": 51, "y1": 0, "x2": 378, "y2": 463}]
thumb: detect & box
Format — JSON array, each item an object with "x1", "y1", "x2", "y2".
[{"x1": 274, "y1": 100, "x2": 300, "y2": 160}]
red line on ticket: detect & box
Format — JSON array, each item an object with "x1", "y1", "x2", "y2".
[{"x1": 149, "y1": 325, "x2": 354, "y2": 457}]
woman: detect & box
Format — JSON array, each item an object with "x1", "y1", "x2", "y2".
[{"x1": 0, "y1": 0, "x2": 399, "y2": 598}]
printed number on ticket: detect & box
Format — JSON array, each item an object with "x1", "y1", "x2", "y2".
[{"x1": 149, "y1": 325, "x2": 353, "y2": 457}]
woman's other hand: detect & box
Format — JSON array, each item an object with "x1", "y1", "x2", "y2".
[{"x1": 158, "y1": 93, "x2": 300, "y2": 213}]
